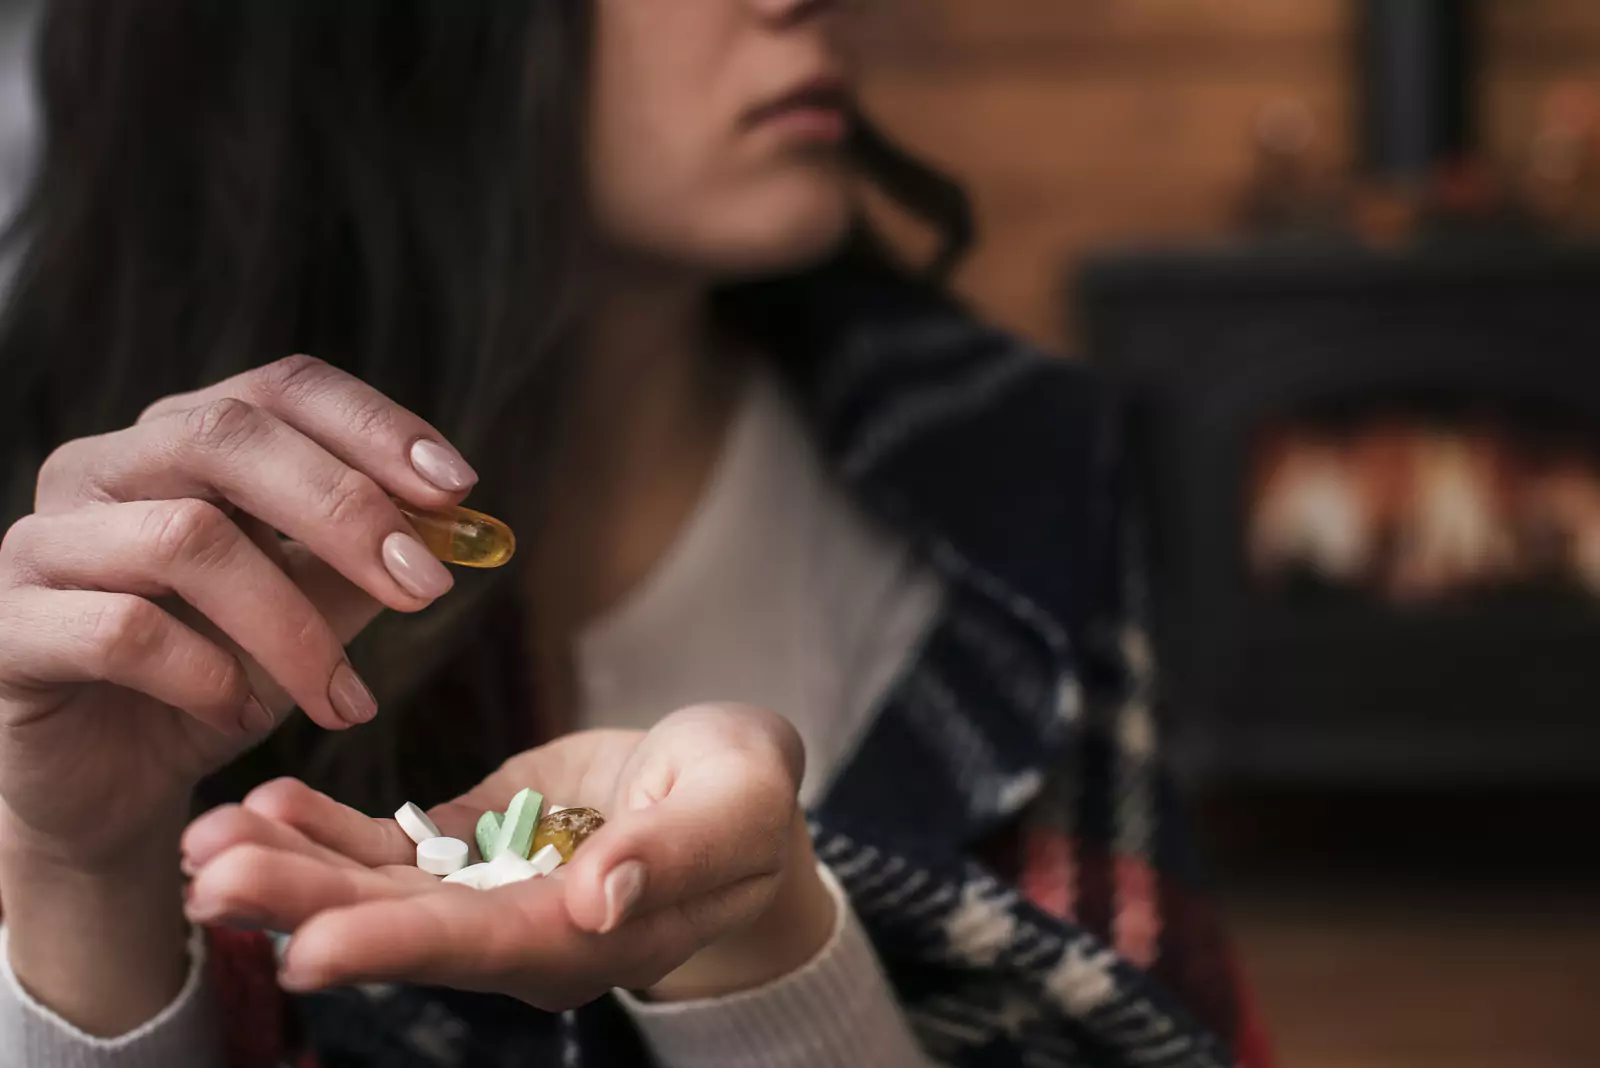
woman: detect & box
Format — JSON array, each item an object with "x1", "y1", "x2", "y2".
[{"x1": 0, "y1": 1, "x2": 1269, "y2": 1066}]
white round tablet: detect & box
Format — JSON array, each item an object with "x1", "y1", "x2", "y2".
[
  {"x1": 417, "y1": 836, "x2": 469, "y2": 876},
  {"x1": 395, "y1": 802, "x2": 441, "y2": 846}
]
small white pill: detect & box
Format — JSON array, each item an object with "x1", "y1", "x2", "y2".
[
  {"x1": 485, "y1": 850, "x2": 537, "y2": 888},
  {"x1": 547, "y1": 804, "x2": 567, "y2": 814},
  {"x1": 417, "y1": 836, "x2": 469, "y2": 876},
  {"x1": 395, "y1": 802, "x2": 441, "y2": 845},
  {"x1": 441, "y1": 862, "x2": 494, "y2": 889},
  {"x1": 528, "y1": 844, "x2": 562, "y2": 877}
]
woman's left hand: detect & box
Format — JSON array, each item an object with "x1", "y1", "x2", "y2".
[{"x1": 180, "y1": 703, "x2": 837, "y2": 1009}]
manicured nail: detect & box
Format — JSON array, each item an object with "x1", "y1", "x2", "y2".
[
  {"x1": 382, "y1": 530, "x2": 454, "y2": 599},
  {"x1": 238, "y1": 695, "x2": 275, "y2": 735},
  {"x1": 601, "y1": 861, "x2": 646, "y2": 933},
  {"x1": 410, "y1": 439, "x2": 478, "y2": 492},
  {"x1": 328, "y1": 661, "x2": 378, "y2": 725}
]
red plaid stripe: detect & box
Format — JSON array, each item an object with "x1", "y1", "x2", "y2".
[
  {"x1": 1013, "y1": 824, "x2": 1277, "y2": 1068},
  {"x1": 204, "y1": 927, "x2": 313, "y2": 1068}
]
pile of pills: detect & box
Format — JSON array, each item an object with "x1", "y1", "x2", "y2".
[{"x1": 394, "y1": 791, "x2": 606, "y2": 891}]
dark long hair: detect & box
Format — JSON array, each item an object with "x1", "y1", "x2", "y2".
[{"x1": 0, "y1": 0, "x2": 970, "y2": 812}]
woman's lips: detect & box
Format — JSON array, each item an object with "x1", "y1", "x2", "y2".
[{"x1": 744, "y1": 78, "x2": 853, "y2": 144}]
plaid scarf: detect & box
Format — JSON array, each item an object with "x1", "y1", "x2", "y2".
[{"x1": 207, "y1": 268, "x2": 1273, "y2": 1068}]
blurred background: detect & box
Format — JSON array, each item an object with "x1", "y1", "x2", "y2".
[
  {"x1": 860, "y1": 3, "x2": 1600, "y2": 1066},
  {"x1": 0, "y1": 1, "x2": 1595, "y2": 1065}
]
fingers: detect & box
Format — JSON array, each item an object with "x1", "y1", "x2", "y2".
[
  {"x1": 182, "y1": 803, "x2": 366, "y2": 876},
  {"x1": 563, "y1": 751, "x2": 795, "y2": 935},
  {"x1": 2, "y1": 503, "x2": 361, "y2": 729},
  {"x1": 280, "y1": 883, "x2": 547, "y2": 992},
  {"x1": 240, "y1": 777, "x2": 482, "y2": 867},
  {"x1": 278, "y1": 877, "x2": 636, "y2": 1000},
  {"x1": 279, "y1": 873, "x2": 712, "y2": 1002},
  {"x1": 35, "y1": 396, "x2": 452, "y2": 613},
  {"x1": 139, "y1": 355, "x2": 477, "y2": 498},
  {"x1": 0, "y1": 588, "x2": 251, "y2": 735},
  {"x1": 184, "y1": 843, "x2": 428, "y2": 932},
  {"x1": 184, "y1": 828, "x2": 727, "y2": 1002},
  {"x1": 241, "y1": 779, "x2": 415, "y2": 867}
]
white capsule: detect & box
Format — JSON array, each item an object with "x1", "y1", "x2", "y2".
[
  {"x1": 528, "y1": 844, "x2": 562, "y2": 877},
  {"x1": 441, "y1": 862, "x2": 495, "y2": 889},
  {"x1": 417, "y1": 836, "x2": 469, "y2": 876},
  {"x1": 394, "y1": 802, "x2": 441, "y2": 846}
]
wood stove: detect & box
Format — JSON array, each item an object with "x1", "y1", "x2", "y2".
[
  {"x1": 1073, "y1": 2, "x2": 1600, "y2": 788},
  {"x1": 1079, "y1": 244, "x2": 1600, "y2": 787}
]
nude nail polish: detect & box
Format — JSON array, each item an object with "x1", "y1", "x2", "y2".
[
  {"x1": 410, "y1": 439, "x2": 478, "y2": 492},
  {"x1": 382, "y1": 530, "x2": 454, "y2": 599},
  {"x1": 328, "y1": 661, "x2": 378, "y2": 725}
]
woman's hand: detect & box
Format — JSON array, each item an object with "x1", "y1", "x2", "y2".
[
  {"x1": 181, "y1": 704, "x2": 838, "y2": 1009},
  {"x1": 0, "y1": 355, "x2": 473, "y2": 871},
  {"x1": 0, "y1": 355, "x2": 473, "y2": 1033}
]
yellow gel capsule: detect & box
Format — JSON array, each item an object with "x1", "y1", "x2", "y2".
[{"x1": 394, "y1": 501, "x2": 516, "y2": 569}]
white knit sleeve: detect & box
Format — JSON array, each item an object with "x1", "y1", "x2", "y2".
[
  {"x1": 0, "y1": 923, "x2": 224, "y2": 1068},
  {"x1": 615, "y1": 862, "x2": 935, "y2": 1068}
]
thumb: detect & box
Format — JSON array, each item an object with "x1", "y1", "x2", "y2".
[{"x1": 561, "y1": 755, "x2": 795, "y2": 935}]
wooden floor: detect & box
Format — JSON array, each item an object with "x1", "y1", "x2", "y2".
[
  {"x1": 1224, "y1": 892, "x2": 1600, "y2": 1068},
  {"x1": 1201, "y1": 789, "x2": 1600, "y2": 1068}
]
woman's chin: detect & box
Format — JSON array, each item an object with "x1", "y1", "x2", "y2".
[{"x1": 704, "y1": 211, "x2": 855, "y2": 280}]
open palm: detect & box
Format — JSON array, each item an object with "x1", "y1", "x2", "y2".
[{"x1": 181, "y1": 704, "x2": 804, "y2": 1009}]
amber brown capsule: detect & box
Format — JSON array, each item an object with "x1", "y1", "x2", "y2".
[
  {"x1": 394, "y1": 501, "x2": 516, "y2": 568},
  {"x1": 531, "y1": 807, "x2": 606, "y2": 862}
]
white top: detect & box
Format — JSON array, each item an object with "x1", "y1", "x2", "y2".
[
  {"x1": 574, "y1": 366, "x2": 944, "y2": 804},
  {"x1": 0, "y1": 366, "x2": 944, "y2": 1067}
]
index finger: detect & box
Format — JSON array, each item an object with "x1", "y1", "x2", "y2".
[{"x1": 140, "y1": 354, "x2": 478, "y2": 503}]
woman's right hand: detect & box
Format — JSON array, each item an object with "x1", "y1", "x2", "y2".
[{"x1": 0, "y1": 354, "x2": 478, "y2": 874}]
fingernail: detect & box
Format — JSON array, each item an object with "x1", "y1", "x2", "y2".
[
  {"x1": 601, "y1": 861, "x2": 646, "y2": 933},
  {"x1": 410, "y1": 439, "x2": 478, "y2": 492},
  {"x1": 278, "y1": 964, "x2": 315, "y2": 992},
  {"x1": 328, "y1": 661, "x2": 378, "y2": 725},
  {"x1": 189, "y1": 903, "x2": 263, "y2": 928},
  {"x1": 183, "y1": 898, "x2": 230, "y2": 926},
  {"x1": 238, "y1": 695, "x2": 275, "y2": 735},
  {"x1": 382, "y1": 530, "x2": 454, "y2": 599}
]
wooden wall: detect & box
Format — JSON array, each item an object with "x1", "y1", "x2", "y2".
[{"x1": 857, "y1": 0, "x2": 1600, "y2": 350}]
